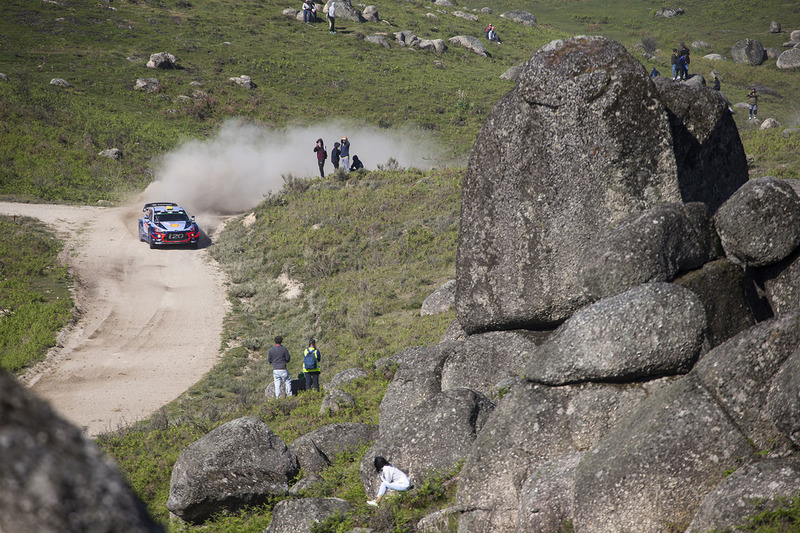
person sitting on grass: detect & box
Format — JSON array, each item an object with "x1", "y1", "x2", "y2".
[{"x1": 367, "y1": 456, "x2": 411, "y2": 506}]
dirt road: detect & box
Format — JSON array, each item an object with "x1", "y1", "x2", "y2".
[{"x1": 0, "y1": 201, "x2": 229, "y2": 436}]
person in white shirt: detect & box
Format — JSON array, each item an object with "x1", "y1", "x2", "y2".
[{"x1": 367, "y1": 456, "x2": 411, "y2": 506}]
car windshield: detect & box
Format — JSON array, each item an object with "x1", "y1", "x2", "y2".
[{"x1": 155, "y1": 213, "x2": 190, "y2": 223}]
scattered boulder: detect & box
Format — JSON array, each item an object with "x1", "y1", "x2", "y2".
[
  {"x1": 425, "y1": 12, "x2": 438, "y2": 19},
  {"x1": 760, "y1": 117, "x2": 781, "y2": 129},
  {"x1": 766, "y1": 46, "x2": 781, "y2": 59},
  {"x1": 265, "y1": 498, "x2": 351, "y2": 533},
  {"x1": 98, "y1": 148, "x2": 122, "y2": 160},
  {"x1": 525, "y1": 283, "x2": 708, "y2": 385},
  {"x1": 682, "y1": 73, "x2": 706, "y2": 88},
  {"x1": 457, "y1": 37, "x2": 686, "y2": 332},
  {"x1": 777, "y1": 47, "x2": 800, "y2": 69},
  {"x1": 714, "y1": 176, "x2": 800, "y2": 267},
  {"x1": 289, "y1": 423, "x2": 377, "y2": 475},
  {"x1": 319, "y1": 388, "x2": 355, "y2": 414},
  {"x1": 434, "y1": 0, "x2": 452, "y2": 5},
  {"x1": 418, "y1": 39, "x2": 447, "y2": 54},
  {"x1": 229, "y1": 75, "x2": 255, "y2": 89},
  {"x1": 792, "y1": 29, "x2": 800, "y2": 41},
  {"x1": 731, "y1": 39, "x2": 766, "y2": 65},
  {"x1": 0, "y1": 372, "x2": 163, "y2": 533},
  {"x1": 691, "y1": 40, "x2": 710, "y2": 50},
  {"x1": 703, "y1": 53, "x2": 725, "y2": 60},
  {"x1": 0, "y1": 73, "x2": 8, "y2": 81},
  {"x1": 499, "y1": 64, "x2": 521, "y2": 80},
  {"x1": 500, "y1": 10, "x2": 537, "y2": 26},
  {"x1": 365, "y1": 35, "x2": 391, "y2": 49},
  {"x1": 362, "y1": 5, "x2": 378, "y2": 22},
  {"x1": 770, "y1": 21, "x2": 781, "y2": 33},
  {"x1": 687, "y1": 457, "x2": 800, "y2": 532},
  {"x1": 166, "y1": 417, "x2": 299, "y2": 523},
  {"x1": 324, "y1": 0, "x2": 364, "y2": 22},
  {"x1": 654, "y1": 7, "x2": 684, "y2": 17},
  {"x1": 134, "y1": 77, "x2": 161, "y2": 92},
  {"x1": 420, "y1": 280, "x2": 455, "y2": 315},
  {"x1": 447, "y1": 35, "x2": 487, "y2": 57},
  {"x1": 480, "y1": 7, "x2": 492, "y2": 14},
  {"x1": 325, "y1": 367, "x2": 367, "y2": 390},
  {"x1": 395, "y1": 30, "x2": 420, "y2": 47},
  {"x1": 282, "y1": 8, "x2": 298, "y2": 18},
  {"x1": 579, "y1": 203, "x2": 721, "y2": 301},
  {"x1": 146, "y1": 51, "x2": 177, "y2": 69},
  {"x1": 453, "y1": 11, "x2": 478, "y2": 22},
  {"x1": 417, "y1": 507, "x2": 462, "y2": 532},
  {"x1": 50, "y1": 78, "x2": 70, "y2": 87}
]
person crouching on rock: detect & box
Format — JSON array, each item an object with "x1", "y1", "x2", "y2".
[{"x1": 367, "y1": 456, "x2": 411, "y2": 506}]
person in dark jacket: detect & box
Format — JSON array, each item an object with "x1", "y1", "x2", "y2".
[
  {"x1": 713, "y1": 75, "x2": 721, "y2": 91},
  {"x1": 350, "y1": 155, "x2": 364, "y2": 171},
  {"x1": 331, "y1": 142, "x2": 341, "y2": 169},
  {"x1": 339, "y1": 136, "x2": 350, "y2": 172},
  {"x1": 267, "y1": 336, "x2": 291, "y2": 398},
  {"x1": 313, "y1": 138, "x2": 327, "y2": 178}
]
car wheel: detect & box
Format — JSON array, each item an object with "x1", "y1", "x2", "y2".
[{"x1": 149, "y1": 237, "x2": 155, "y2": 249}]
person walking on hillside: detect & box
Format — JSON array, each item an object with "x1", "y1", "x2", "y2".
[
  {"x1": 331, "y1": 141, "x2": 341, "y2": 170},
  {"x1": 327, "y1": 1, "x2": 336, "y2": 33},
  {"x1": 314, "y1": 138, "x2": 327, "y2": 178},
  {"x1": 267, "y1": 336, "x2": 292, "y2": 398},
  {"x1": 367, "y1": 456, "x2": 411, "y2": 506},
  {"x1": 748, "y1": 88, "x2": 759, "y2": 120},
  {"x1": 340, "y1": 136, "x2": 351, "y2": 172},
  {"x1": 302, "y1": 338, "x2": 322, "y2": 391}
]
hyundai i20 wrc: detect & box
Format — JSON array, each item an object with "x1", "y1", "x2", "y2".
[{"x1": 138, "y1": 202, "x2": 200, "y2": 249}]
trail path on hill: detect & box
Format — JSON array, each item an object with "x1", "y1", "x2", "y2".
[{"x1": 0, "y1": 202, "x2": 229, "y2": 436}]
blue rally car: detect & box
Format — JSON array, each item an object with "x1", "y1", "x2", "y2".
[{"x1": 138, "y1": 202, "x2": 200, "y2": 249}]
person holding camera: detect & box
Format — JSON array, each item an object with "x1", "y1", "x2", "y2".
[
  {"x1": 748, "y1": 88, "x2": 758, "y2": 121},
  {"x1": 340, "y1": 136, "x2": 351, "y2": 172}
]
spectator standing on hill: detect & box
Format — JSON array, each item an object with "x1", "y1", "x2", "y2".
[
  {"x1": 302, "y1": 0, "x2": 311, "y2": 23},
  {"x1": 679, "y1": 43, "x2": 690, "y2": 79},
  {"x1": 331, "y1": 141, "x2": 341, "y2": 170},
  {"x1": 327, "y1": 1, "x2": 336, "y2": 33},
  {"x1": 367, "y1": 457, "x2": 411, "y2": 506},
  {"x1": 670, "y1": 49, "x2": 679, "y2": 80},
  {"x1": 310, "y1": 0, "x2": 318, "y2": 22},
  {"x1": 748, "y1": 88, "x2": 758, "y2": 120},
  {"x1": 267, "y1": 336, "x2": 292, "y2": 398},
  {"x1": 340, "y1": 136, "x2": 351, "y2": 172},
  {"x1": 302, "y1": 338, "x2": 321, "y2": 391},
  {"x1": 350, "y1": 155, "x2": 364, "y2": 171},
  {"x1": 313, "y1": 138, "x2": 327, "y2": 178}
]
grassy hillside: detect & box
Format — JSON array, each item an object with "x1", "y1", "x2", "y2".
[{"x1": 3, "y1": 0, "x2": 800, "y2": 531}]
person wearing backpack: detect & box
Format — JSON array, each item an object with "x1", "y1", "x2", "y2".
[{"x1": 303, "y1": 338, "x2": 322, "y2": 391}]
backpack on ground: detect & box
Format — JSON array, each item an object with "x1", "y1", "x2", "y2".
[{"x1": 304, "y1": 349, "x2": 318, "y2": 370}]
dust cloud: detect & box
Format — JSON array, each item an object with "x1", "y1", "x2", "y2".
[{"x1": 142, "y1": 119, "x2": 445, "y2": 215}]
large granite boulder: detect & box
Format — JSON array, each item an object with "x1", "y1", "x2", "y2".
[
  {"x1": 166, "y1": 417, "x2": 299, "y2": 523},
  {"x1": 579, "y1": 202, "x2": 721, "y2": 301},
  {"x1": 447, "y1": 36, "x2": 487, "y2": 57},
  {"x1": 289, "y1": 423, "x2": 377, "y2": 475},
  {"x1": 777, "y1": 47, "x2": 800, "y2": 69},
  {"x1": 686, "y1": 457, "x2": 800, "y2": 532},
  {"x1": 754, "y1": 247, "x2": 800, "y2": 315},
  {"x1": 525, "y1": 283, "x2": 708, "y2": 385},
  {"x1": 457, "y1": 36, "x2": 682, "y2": 332},
  {"x1": 362, "y1": 387, "x2": 494, "y2": 498},
  {"x1": 420, "y1": 279, "x2": 455, "y2": 315},
  {"x1": 652, "y1": 78, "x2": 748, "y2": 212},
  {"x1": 517, "y1": 452, "x2": 584, "y2": 533},
  {"x1": 325, "y1": 367, "x2": 367, "y2": 390},
  {"x1": 0, "y1": 372, "x2": 162, "y2": 533},
  {"x1": 731, "y1": 39, "x2": 766, "y2": 65},
  {"x1": 324, "y1": 0, "x2": 364, "y2": 22},
  {"x1": 573, "y1": 375, "x2": 754, "y2": 533},
  {"x1": 765, "y1": 346, "x2": 800, "y2": 447},
  {"x1": 146, "y1": 51, "x2": 177, "y2": 69},
  {"x1": 265, "y1": 497, "x2": 351, "y2": 533},
  {"x1": 456, "y1": 379, "x2": 673, "y2": 532},
  {"x1": 714, "y1": 177, "x2": 800, "y2": 267},
  {"x1": 673, "y1": 259, "x2": 756, "y2": 347}
]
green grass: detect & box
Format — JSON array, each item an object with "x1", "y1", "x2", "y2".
[{"x1": 0, "y1": 216, "x2": 73, "y2": 372}]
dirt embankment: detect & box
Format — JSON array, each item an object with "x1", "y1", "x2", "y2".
[{"x1": 0, "y1": 202, "x2": 229, "y2": 436}]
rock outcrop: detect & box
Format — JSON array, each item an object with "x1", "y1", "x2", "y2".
[{"x1": 731, "y1": 39, "x2": 766, "y2": 65}]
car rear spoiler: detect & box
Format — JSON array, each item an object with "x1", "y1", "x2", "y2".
[{"x1": 143, "y1": 202, "x2": 179, "y2": 211}]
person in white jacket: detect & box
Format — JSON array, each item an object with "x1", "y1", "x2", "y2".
[{"x1": 367, "y1": 456, "x2": 411, "y2": 506}]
